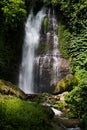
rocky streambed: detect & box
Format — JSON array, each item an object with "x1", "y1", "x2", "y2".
[
  {"x1": 43, "y1": 104, "x2": 81, "y2": 130},
  {"x1": 27, "y1": 92, "x2": 81, "y2": 130},
  {"x1": 52, "y1": 113, "x2": 80, "y2": 130}
]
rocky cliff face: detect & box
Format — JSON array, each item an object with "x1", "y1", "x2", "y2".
[{"x1": 34, "y1": 8, "x2": 70, "y2": 93}]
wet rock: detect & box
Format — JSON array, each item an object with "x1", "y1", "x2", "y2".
[
  {"x1": 51, "y1": 122, "x2": 65, "y2": 130},
  {"x1": 54, "y1": 117, "x2": 80, "y2": 128},
  {"x1": 59, "y1": 58, "x2": 70, "y2": 76},
  {"x1": 34, "y1": 55, "x2": 70, "y2": 93}
]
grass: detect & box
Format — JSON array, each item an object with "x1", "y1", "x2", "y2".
[{"x1": 0, "y1": 96, "x2": 54, "y2": 130}]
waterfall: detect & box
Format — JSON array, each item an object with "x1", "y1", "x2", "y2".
[
  {"x1": 19, "y1": 8, "x2": 69, "y2": 94},
  {"x1": 19, "y1": 8, "x2": 46, "y2": 94},
  {"x1": 34, "y1": 9, "x2": 64, "y2": 93},
  {"x1": 52, "y1": 10, "x2": 61, "y2": 84}
]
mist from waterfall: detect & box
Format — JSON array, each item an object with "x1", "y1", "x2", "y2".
[{"x1": 19, "y1": 8, "x2": 46, "y2": 94}]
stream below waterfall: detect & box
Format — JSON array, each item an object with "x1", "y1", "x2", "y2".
[{"x1": 43, "y1": 103, "x2": 81, "y2": 130}]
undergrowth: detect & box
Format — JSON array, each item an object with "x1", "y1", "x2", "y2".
[{"x1": 0, "y1": 97, "x2": 54, "y2": 130}]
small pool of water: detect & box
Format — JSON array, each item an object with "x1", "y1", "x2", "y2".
[{"x1": 68, "y1": 127, "x2": 81, "y2": 130}]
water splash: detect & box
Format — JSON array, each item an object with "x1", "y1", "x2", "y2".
[{"x1": 19, "y1": 8, "x2": 46, "y2": 94}]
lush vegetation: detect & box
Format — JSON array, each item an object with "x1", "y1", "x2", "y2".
[
  {"x1": 0, "y1": 0, "x2": 87, "y2": 129},
  {"x1": 55, "y1": 1, "x2": 87, "y2": 129},
  {"x1": 0, "y1": 80, "x2": 54, "y2": 130},
  {"x1": 0, "y1": 0, "x2": 27, "y2": 81},
  {"x1": 58, "y1": 23, "x2": 71, "y2": 59},
  {"x1": 0, "y1": 97, "x2": 54, "y2": 130}
]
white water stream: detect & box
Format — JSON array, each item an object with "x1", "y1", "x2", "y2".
[{"x1": 19, "y1": 8, "x2": 46, "y2": 94}]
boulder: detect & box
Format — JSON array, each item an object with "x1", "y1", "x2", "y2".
[{"x1": 53, "y1": 74, "x2": 78, "y2": 94}]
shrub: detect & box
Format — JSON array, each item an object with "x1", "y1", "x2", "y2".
[{"x1": 65, "y1": 79, "x2": 87, "y2": 129}]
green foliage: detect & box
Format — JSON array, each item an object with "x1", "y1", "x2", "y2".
[
  {"x1": 58, "y1": 0, "x2": 87, "y2": 33},
  {"x1": 43, "y1": 0, "x2": 58, "y2": 6},
  {"x1": 75, "y1": 67, "x2": 87, "y2": 81},
  {"x1": 82, "y1": 113, "x2": 87, "y2": 130},
  {"x1": 0, "y1": 0, "x2": 27, "y2": 79},
  {"x1": 69, "y1": 31, "x2": 87, "y2": 71},
  {"x1": 0, "y1": 97, "x2": 54, "y2": 130},
  {"x1": 65, "y1": 31, "x2": 87, "y2": 128},
  {"x1": 65, "y1": 79, "x2": 87, "y2": 129},
  {"x1": 1, "y1": 0, "x2": 27, "y2": 28},
  {"x1": 0, "y1": 34, "x2": 11, "y2": 78},
  {"x1": 58, "y1": 23, "x2": 71, "y2": 58},
  {"x1": 32, "y1": 93, "x2": 53, "y2": 104},
  {"x1": 53, "y1": 101, "x2": 65, "y2": 111},
  {"x1": 55, "y1": 1, "x2": 87, "y2": 129}
]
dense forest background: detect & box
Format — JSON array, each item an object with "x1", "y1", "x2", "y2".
[{"x1": 0, "y1": 0, "x2": 87, "y2": 129}]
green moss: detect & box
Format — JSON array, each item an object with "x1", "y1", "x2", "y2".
[
  {"x1": 53, "y1": 75, "x2": 78, "y2": 94},
  {"x1": 43, "y1": 17, "x2": 48, "y2": 34},
  {"x1": 54, "y1": 78, "x2": 68, "y2": 93}
]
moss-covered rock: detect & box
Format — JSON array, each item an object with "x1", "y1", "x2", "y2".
[
  {"x1": 43, "y1": 17, "x2": 49, "y2": 34},
  {"x1": 0, "y1": 79, "x2": 27, "y2": 99},
  {"x1": 53, "y1": 74, "x2": 78, "y2": 94},
  {"x1": 36, "y1": 42, "x2": 49, "y2": 54}
]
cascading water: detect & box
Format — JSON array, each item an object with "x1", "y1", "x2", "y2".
[
  {"x1": 19, "y1": 7, "x2": 69, "y2": 94},
  {"x1": 34, "y1": 8, "x2": 69, "y2": 93},
  {"x1": 52, "y1": 9, "x2": 61, "y2": 84},
  {"x1": 19, "y1": 8, "x2": 46, "y2": 94}
]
